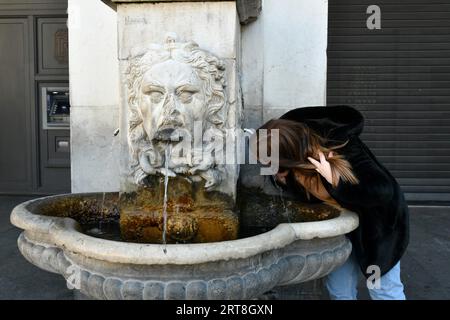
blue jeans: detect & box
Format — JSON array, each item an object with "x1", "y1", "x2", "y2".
[{"x1": 325, "y1": 252, "x2": 406, "y2": 300}]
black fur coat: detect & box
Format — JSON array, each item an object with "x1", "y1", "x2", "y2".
[{"x1": 280, "y1": 105, "x2": 410, "y2": 277}]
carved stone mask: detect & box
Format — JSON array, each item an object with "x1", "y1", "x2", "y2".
[
  {"x1": 139, "y1": 59, "x2": 207, "y2": 143},
  {"x1": 126, "y1": 35, "x2": 228, "y2": 189}
]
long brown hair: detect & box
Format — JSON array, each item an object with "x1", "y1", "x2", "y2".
[{"x1": 256, "y1": 119, "x2": 359, "y2": 191}]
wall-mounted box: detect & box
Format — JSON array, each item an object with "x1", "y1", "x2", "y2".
[{"x1": 41, "y1": 86, "x2": 70, "y2": 130}]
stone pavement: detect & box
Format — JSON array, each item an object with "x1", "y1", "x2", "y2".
[{"x1": 0, "y1": 195, "x2": 449, "y2": 300}]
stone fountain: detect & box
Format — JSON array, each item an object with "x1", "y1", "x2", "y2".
[{"x1": 10, "y1": 0, "x2": 359, "y2": 300}]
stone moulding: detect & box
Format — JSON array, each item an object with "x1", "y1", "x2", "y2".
[
  {"x1": 11, "y1": 195, "x2": 359, "y2": 300},
  {"x1": 102, "y1": 0, "x2": 262, "y2": 25}
]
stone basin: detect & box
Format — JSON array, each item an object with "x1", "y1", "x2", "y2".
[{"x1": 10, "y1": 193, "x2": 358, "y2": 300}]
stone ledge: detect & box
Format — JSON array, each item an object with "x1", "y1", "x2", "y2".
[
  {"x1": 18, "y1": 232, "x2": 352, "y2": 300},
  {"x1": 236, "y1": 0, "x2": 261, "y2": 24},
  {"x1": 11, "y1": 195, "x2": 359, "y2": 265},
  {"x1": 102, "y1": 0, "x2": 262, "y2": 25},
  {"x1": 12, "y1": 194, "x2": 357, "y2": 300}
]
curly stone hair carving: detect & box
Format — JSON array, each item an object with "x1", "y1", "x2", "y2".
[{"x1": 125, "y1": 38, "x2": 228, "y2": 184}]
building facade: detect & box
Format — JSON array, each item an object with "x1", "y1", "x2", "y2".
[
  {"x1": 0, "y1": 0, "x2": 70, "y2": 194},
  {"x1": 1, "y1": 0, "x2": 449, "y2": 202}
]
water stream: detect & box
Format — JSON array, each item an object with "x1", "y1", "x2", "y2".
[
  {"x1": 97, "y1": 130, "x2": 119, "y2": 233},
  {"x1": 272, "y1": 176, "x2": 292, "y2": 223},
  {"x1": 162, "y1": 145, "x2": 172, "y2": 254},
  {"x1": 87, "y1": 192, "x2": 107, "y2": 236},
  {"x1": 99, "y1": 192, "x2": 106, "y2": 229}
]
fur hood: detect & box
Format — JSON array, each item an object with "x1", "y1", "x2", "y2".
[{"x1": 280, "y1": 105, "x2": 364, "y2": 143}]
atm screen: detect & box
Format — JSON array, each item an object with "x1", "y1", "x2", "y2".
[{"x1": 42, "y1": 87, "x2": 70, "y2": 129}]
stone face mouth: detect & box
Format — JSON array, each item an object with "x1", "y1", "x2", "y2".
[
  {"x1": 154, "y1": 126, "x2": 177, "y2": 141},
  {"x1": 153, "y1": 124, "x2": 187, "y2": 142}
]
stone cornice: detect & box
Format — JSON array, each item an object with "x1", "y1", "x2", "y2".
[{"x1": 101, "y1": 0, "x2": 261, "y2": 24}]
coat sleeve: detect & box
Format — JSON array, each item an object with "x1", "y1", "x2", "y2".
[{"x1": 321, "y1": 139, "x2": 394, "y2": 208}]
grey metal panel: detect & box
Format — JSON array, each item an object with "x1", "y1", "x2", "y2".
[
  {"x1": 34, "y1": 16, "x2": 70, "y2": 194},
  {"x1": 37, "y1": 17, "x2": 68, "y2": 75},
  {"x1": 0, "y1": 18, "x2": 33, "y2": 193},
  {"x1": 371, "y1": 148, "x2": 450, "y2": 157},
  {"x1": 0, "y1": 0, "x2": 66, "y2": 12},
  {"x1": 391, "y1": 171, "x2": 450, "y2": 179},
  {"x1": 329, "y1": 66, "x2": 450, "y2": 74},
  {"x1": 356, "y1": 104, "x2": 450, "y2": 111},
  {"x1": 363, "y1": 126, "x2": 450, "y2": 134},
  {"x1": 36, "y1": 80, "x2": 70, "y2": 193},
  {"x1": 0, "y1": 0, "x2": 64, "y2": 4},
  {"x1": 327, "y1": 1, "x2": 450, "y2": 201},
  {"x1": 368, "y1": 132, "x2": 450, "y2": 140},
  {"x1": 404, "y1": 193, "x2": 450, "y2": 201},
  {"x1": 0, "y1": 2, "x2": 69, "y2": 195},
  {"x1": 45, "y1": 130, "x2": 70, "y2": 167}
]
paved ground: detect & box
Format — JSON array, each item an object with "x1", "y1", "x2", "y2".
[
  {"x1": 0, "y1": 196, "x2": 72, "y2": 300},
  {"x1": 0, "y1": 195, "x2": 449, "y2": 300}
]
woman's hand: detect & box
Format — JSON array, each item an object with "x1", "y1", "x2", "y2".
[{"x1": 308, "y1": 151, "x2": 335, "y2": 185}]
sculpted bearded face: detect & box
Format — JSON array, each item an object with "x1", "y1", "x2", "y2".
[
  {"x1": 127, "y1": 38, "x2": 228, "y2": 189},
  {"x1": 139, "y1": 59, "x2": 207, "y2": 144}
]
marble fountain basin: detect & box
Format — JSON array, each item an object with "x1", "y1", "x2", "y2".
[{"x1": 10, "y1": 193, "x2": 358, "y2": 300}]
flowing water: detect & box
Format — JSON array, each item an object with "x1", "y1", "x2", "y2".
[
  {"x1": 86, "y1": 192, "x2": 107, "y2": 236},
  {"x1": 95, "y1": 129, "x2": 119, "y2": 234},
  {"x1": 162, "y1": 145, "x2": 172, "y2": 254},
  {"x1": 99, "y1": 192, "x2": 106, "y2": 229},
  {"x1": 272, "y1": 177, "x2": 292, "y2": 223}
]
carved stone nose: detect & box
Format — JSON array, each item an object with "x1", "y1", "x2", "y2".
[{"x1": 169, "y1": 107, "x2": 180, "y2": 117}]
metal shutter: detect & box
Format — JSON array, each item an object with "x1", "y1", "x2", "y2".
[{"x1": 327, "y1": 0, "x2": 450, "y2": 201}]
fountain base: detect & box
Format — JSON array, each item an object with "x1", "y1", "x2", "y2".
[
  {"x1": 17, "y1": 226, "x2": 352, "y2": 300},
  {"x1": 10, "y1": 193, "x2": 359, "y2": 300},
  {"x1": 120, "y1": 208, "x2": 239, "y2": 243},
  {"x1": 119, "y1": 177, "x2": 239, "y2": 243}
]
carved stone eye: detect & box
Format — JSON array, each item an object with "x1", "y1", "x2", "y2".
[
  {"x1": 149, "y1": 91, "x2": 164, "y2": 103},
  {"x1": 178, "y1": 91, "x2": 194, "y2": 104}
]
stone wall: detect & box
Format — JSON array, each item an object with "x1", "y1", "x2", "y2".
[
  {"x1": 241, "y1": 0, "x2": 329, "y2": 129},
  {"x1": 69, "y1": 0, "x2": 120, "y2": 192},
  {"x1": 69, "y1": 0, "x2": 329, "y2": 193}
]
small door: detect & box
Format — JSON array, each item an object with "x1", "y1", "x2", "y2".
[
  {"x1": 0, "y1": 13, "x2": 70, "y2": 194},
  {"x1": 0, "y1": 18, "x2": 34, "y2": 193},
  {"x1": 36, "y1": 17, "x2": 70, "y2": 193},
  {"x1": 38, "y1": 83, "x2": 71, "y2": 193}
]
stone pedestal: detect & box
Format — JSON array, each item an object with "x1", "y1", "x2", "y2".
[
  {"x1": 120, "y1": 177, "x2": 238, "y2": 243},
  {"x1": 111, "y1": 0, "x2": 242, "y2": 200},
  {"x1": 11, "y1": 194, "x2": 358, "y2": 300},
  {"x1": 108, "y1": 0, "x2": 243, "y2": 243}
]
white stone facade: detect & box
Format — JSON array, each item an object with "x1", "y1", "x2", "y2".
[
  {"x1": 69, "y1": 0, "x2": 328, "y2": 193},
  {"x1": 241, "y1": 0, "x2": 328, "y2": 127},
  {"x1": 69, "y1": 0, "x2": 120, "y2": 192},
  {"x1": 115, "y1": 2, "x2": 242, "y2": 197}
]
